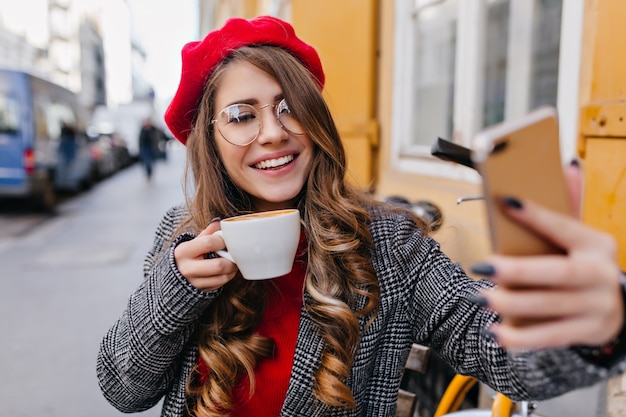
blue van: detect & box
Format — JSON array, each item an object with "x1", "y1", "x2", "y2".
[{"x1": 0, "y1": 69, "x2": 94, "y2": 211}]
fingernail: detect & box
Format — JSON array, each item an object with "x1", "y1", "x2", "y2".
[
  {"x1": 470, "y1": 262, "x2": 496, "y2": 277},
  {"x1": 468, "y1": 294, "x2": 489, "y2": 307},
  {"x1": 570, "y1": 158, "x2": 580, "y2": 168},
  {"x1": 501, "y1": 197, "x2": 523, "y2": 210},
  {"x1": 209, "y1": 217, "x2": 221, "y2": 224}
]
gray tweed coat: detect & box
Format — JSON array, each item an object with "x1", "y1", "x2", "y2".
[{"x1": 97, "y1": 204, "x2": 625, "y2": 416}]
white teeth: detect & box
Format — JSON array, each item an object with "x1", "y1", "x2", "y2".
[{"x1": 254, "y1": 155, "x2": 294, "y2": 169}]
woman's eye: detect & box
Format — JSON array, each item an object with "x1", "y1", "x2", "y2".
[
  {"x1": 224, "y1": 105, "x2": 257, "y2": 124},
  {"x1": 227, "y1": 112, "x2": 255, "y2": 124}
]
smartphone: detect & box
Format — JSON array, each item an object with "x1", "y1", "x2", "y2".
[{"x1": 471, "y1": 106, "x2": 571, "y2": 256}]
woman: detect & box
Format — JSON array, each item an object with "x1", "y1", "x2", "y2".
[{"x1": 97, "y1": 16, "x2": 626, "y2": 417}]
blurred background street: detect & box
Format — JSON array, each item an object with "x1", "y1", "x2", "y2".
[{"x1": 0, "y1": 142, "x2": 185, "y2": 416}]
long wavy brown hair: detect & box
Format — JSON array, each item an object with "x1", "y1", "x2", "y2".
[{"x1": 180, "y1": 45, "x2": 383, "y2": 416}]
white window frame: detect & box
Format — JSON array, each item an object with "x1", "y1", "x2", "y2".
[{"x1": 390, "y1": 0, "x2": 583, "y2": 182}]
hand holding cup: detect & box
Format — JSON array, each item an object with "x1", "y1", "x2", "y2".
[{"x1": 214, "y1": 209, "x2": 301, "y2": 280}]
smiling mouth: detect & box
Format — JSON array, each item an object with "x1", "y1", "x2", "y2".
[{"x1": 254, "y1": 154, "x2": 295, "y2": 170}]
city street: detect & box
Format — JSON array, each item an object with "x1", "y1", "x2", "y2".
[{"x1": 0, "y1": 142, "x2": 187, "y2": 417}]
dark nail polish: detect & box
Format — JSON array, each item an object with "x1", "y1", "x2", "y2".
[
  {"x1": 501, "y1": 197, "x2": 523, "y2": 210},
  {"x1": 468, "y1": 294, "x2": 489, "y2": 307},
  {"x1": 470, "y1": 262, "x2": 496, "y2": 277}
]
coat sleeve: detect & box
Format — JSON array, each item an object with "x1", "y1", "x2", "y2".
[
  {"x1": 372, "y1": 207, "x2": 626, "y2": 402},
  {"x1": 96, "y1": 205, "x2": 219, "y2": 412}
]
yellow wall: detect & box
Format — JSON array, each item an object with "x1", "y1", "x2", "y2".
[
  {"x1": 291, "y1": 0, "x2": 378, "y2": 189},
  {"x1": 578, "y1": 0, "x2": 626, "y2": 270}
]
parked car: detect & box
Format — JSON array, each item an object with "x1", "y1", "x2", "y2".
[
  {"x1": 88, "y1": 133, "x2": 117, "y2": 180},
  {"x1": 87, "y1": 131, "x2": 131, "y2": 179},
  {"x1": 109, "y1": 133, "x2": 132, "y2": 170},
  {"x1": 0, "y1": 69, "x2": 93, "y2": 211}
]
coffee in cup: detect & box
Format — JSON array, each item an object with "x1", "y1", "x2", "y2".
[{"x1": 214, "y1": 209, "x2": 301, "y2": 280}]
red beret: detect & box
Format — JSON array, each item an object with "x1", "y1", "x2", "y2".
[{"x1": 164, "y1": 15, "x2": 325, "y2": 145}]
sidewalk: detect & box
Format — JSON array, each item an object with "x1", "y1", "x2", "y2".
[{"x1": 0, "y1": 142, "x2": 188, "y2": 417}]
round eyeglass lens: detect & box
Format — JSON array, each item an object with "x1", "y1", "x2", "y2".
[
  {"x1": 275, "y1": 99, "x2": 305, "y2": 135},
  {"x1": 216, "y1": 104, "x2": 260, "y2": 146}
]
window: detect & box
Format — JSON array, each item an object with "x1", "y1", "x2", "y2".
[
  {"x1": 483, "y1": 0, "x2": 509, "y2": 127},
  {"x1": 410, "y1": 0, "x2": 457, "y2": 148},
  {"x1": 45, "y1": 103, "x2": 76, "y2": 138},
  {"x1": 392, "y1": 0, "x2": 568, "y2": 181},
  {"x1": 35, "y1": 97, "x2": 76, "y2": 139},
  {"x1": 0, "y1": 94, "x2": 20, "y2": 133},
  {"x1": 529, "y1": 0, "x2": 562, "y2": 110}
]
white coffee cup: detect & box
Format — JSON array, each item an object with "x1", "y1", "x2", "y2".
[{"x1": 213, "y1": 209, "x2": 301, "y2": 280}]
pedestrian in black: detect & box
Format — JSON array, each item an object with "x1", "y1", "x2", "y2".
[{"x1": 138, "y1": 118, "x2": 160, "y2": 180}]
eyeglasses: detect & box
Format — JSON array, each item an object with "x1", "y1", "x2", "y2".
[{"x1": 210, "y1": 98, "x2": 305, "y2": 146}]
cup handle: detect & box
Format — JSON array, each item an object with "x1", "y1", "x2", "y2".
[{"x1": 212, "y1": 230, "x2": 235, "y2": 263}]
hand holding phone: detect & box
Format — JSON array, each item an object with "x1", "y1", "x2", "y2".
[{"x1": 471, "y1": 107, "x2": 572, "y2": 256}]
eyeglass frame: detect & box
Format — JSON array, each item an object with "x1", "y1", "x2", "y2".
[{"x1": 210, "y1": 98, "x2": 305, "y2": 146}]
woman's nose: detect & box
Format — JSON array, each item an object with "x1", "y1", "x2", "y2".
[{"x1": 256, "y1": 109, "x2": 288, "y2": 144}]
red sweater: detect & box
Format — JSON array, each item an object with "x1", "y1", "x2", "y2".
[{"x1": 198, "y1": 234, "x2": 307, "y2": 416}]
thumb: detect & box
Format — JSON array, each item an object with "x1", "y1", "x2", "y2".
[{"x1": 198, "y1": 217, "x2": 222, "y2": 237}]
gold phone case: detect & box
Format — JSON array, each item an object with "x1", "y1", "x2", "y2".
[{"x1": 472, "y1": 107, "x2": 571, "y2": 256}]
